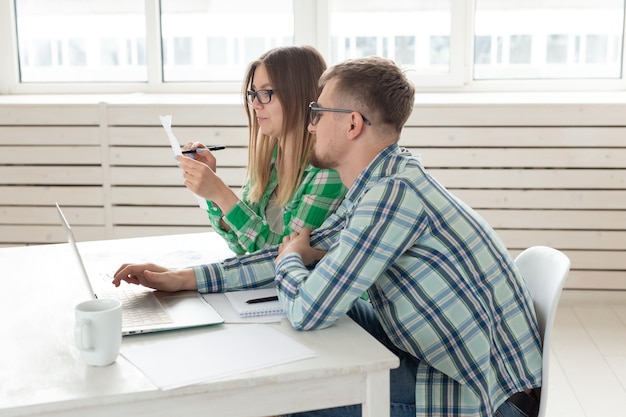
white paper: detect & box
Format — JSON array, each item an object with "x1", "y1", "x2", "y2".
[
  {"x1": 160, "y1": 114, "x2": 208, "y2": 210},
  {"x1": 120, "y1": 324, "x2": 315, "y2": 390}
]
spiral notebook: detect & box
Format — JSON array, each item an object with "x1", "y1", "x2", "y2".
[{"x1": 225, "y1": 288, "x2": 284, "y2": 318}]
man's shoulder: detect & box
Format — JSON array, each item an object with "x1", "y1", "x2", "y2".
[{"x1": 377, "y1": 150, "x2": 423, "y2": 181}]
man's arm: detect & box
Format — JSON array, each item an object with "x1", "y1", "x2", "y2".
[
  {"x1": 275, "y1": 179, "x2": 423, "y2": 330},
  {"x1": 194, "y1": 246, "x2": 280, "y2": 293}
]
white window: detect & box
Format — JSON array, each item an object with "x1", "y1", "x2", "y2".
[
  {"x1": 328, "y1": 0, "x2": 460, "y2": 86},
  {"x1": 1, "y1": 0, "x2": 625, "y2": 93},
  {"x1": 160, "y1": 0, "x2": 293, "y2": 82},
  {"x1": 474, "y1": 0, "x2": 624, "y2": 80},
  {"x1": 15, "y1": 0, "x2": 147, "y2": 82}
]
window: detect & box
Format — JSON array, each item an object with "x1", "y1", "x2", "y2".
[
  {"x1": 474, "y1": 0, "x2": 624, "y2": 80},
  {"x1": 159, "y1": 0, "x2": 293, "y2": 82},
  {"x1": 2, "y1": 0, "x2": 625, "y2": 93},
  {"x1": 15, "y1": 0, "x2": 147, "y2": 82},
  {"x1": 329, "y1": 0, "x2": 453, "y2": 76}
]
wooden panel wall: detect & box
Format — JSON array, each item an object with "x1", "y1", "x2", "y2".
[{"x1": 0, "y1": 95, "x2": 624, "y2": 290}]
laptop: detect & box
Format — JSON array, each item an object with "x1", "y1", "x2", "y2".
[{"x1": 56, "y1": 202, "x2": 224, "y2": 335}]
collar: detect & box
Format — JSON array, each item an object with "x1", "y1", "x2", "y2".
[{"x1": 344, "y1": 143, "x2": 407, "y2": 203}]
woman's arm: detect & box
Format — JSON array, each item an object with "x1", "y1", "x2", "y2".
[{"x1": 221, "y1": 167, "x2": 346, "y2": 254}]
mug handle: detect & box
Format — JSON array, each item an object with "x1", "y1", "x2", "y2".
[{"x1": 75, "y1": 318, "x2": 94, "y2": 352}]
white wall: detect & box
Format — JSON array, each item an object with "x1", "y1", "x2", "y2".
[{"x1": 1, "y1": 92, "x2": 625, "y2": 290}]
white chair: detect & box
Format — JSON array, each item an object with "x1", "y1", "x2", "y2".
[{"x1": 514, "y1": 246, "x2": 571, "y2": 417}]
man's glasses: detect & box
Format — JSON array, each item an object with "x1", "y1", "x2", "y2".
[
  {"x1": 308, "y1": 102, "x2": 371, "y2": 126},
  {"x1": 246, "y1": 89, "x2": 274, "y2": 105}
]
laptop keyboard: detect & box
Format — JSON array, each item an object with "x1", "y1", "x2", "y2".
[{"x1": 101, "y1": 286, "x2": 173, "y2": 328}]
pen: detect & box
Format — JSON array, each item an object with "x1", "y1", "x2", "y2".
[
  {"x1": 245, "y1": 295, "x2": 279, "y2": 304},
  {"x1": 182, "y1": 145, "x2": 226, "y2": 154}
]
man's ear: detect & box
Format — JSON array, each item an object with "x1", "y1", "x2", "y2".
[{"x1": 347, "y1": 113, "x2": 364, "y2": 139}]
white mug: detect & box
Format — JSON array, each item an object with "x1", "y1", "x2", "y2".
[{"x1": 74, "y1": 298, "x2": 122, "y2": 366}]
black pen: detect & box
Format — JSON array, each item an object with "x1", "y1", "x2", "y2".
[
  {"x1": 182, "y1": 145, "x2": 226, "y2": 154},
  {"x1": 245, "y1": 295, "x2": 279, "y2": 304}
]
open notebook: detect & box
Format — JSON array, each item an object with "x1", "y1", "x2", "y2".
[{"x1": 225, "y1": 288, "x2": 284, "y2": 318}]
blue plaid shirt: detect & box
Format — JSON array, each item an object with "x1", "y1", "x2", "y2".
[{"x1": 194, "y1": 144, "x2": 542, "y2": 417}]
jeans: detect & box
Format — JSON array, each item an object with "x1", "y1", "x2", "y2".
[{"x1": 284, "y1": 299, "x2": 536, "y2": 417}]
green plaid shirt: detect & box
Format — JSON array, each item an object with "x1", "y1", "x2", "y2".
[{"x1": 206, "y1": 161, "x2": 345, "y2": 255}]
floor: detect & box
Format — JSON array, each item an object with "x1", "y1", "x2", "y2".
[{"x1": 546, "y1": 290, "x2": 626, "y2": 417}]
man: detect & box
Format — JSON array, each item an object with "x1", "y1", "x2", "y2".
[{"x1": 114, "y1": 56, "x2": 542, "y2": 417}]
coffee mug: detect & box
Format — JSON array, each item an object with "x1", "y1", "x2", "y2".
[{"x1": 74, "y1": 298, "x2": 122, "y2": 366}]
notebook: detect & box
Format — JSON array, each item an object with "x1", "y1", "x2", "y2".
[
  {"x1": 225, "y1": 288, "x2": 284, "y2": 318},
  {"x1": 56, "y1": 202, "x2": 224, "y2": 336}
]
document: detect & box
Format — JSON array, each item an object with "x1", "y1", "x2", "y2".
[
  {"x1": 121, "y1": 323, "x2": 315, "y2": 390},
  {"x1": 159, "y1": 114, "x2": 208, "y2": 210}
]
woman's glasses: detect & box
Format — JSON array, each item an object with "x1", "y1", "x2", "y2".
[
  {"x1": 308, "y1": 102, "x2": 371, "y2": 126},
  {"x1": 246, "y1": 89, "x2": 274, "y2": 105}
]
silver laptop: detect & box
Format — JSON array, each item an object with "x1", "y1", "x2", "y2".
[{"x1": 56, "y1": 203, "x2": 224, "y2": 335}]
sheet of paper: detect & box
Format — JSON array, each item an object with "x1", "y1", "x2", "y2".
[
  {"x1": 160, "y1": 114, "x2": 208, "y2": 210},
  {"x1": 120, "y1": 323, "x2": 315, "y2": 390}
]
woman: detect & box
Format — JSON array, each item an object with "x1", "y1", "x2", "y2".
[{"x1": 177, "y1": 46, "x2": 346, "y2": 255}]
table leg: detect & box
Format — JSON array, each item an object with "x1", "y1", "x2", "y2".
[{"x1": 361, "y1": 369, "x2": 390, "y2": 417}]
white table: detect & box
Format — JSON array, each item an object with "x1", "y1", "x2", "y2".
[{"x1": 0, "y1": 232, "x2": 399, "y2": 417}]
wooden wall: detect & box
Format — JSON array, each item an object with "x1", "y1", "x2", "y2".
[{"x1": 1, "y1": 94, "x2": 624, "y2": 290}]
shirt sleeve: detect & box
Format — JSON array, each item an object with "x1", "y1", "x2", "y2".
[
  {"x1": 274, "y1": 178, "x2": 422, "y2": 330},
  {"x1": 205, "y1": 179, "x2": 255, "y2": 255},
  {"x1": 205, "y1": 199, "x2": 247, "y2": 255},
  {"x1": 220, "y1": 167, "x2": 346, "y2": 255},
  {"x1": 193, "y1": 246, "x2": 279, "y2": 293},
  {"x1": 282, "y1": 168, "x2": 346, "y2": 234}
]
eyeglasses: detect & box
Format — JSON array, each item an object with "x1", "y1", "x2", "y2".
[
  {"x1": 246, "y1": 89, "x2": 274, "y2": 105},
  {"x1": 308, "y1": 102, "x2": 371, "y2": 126}
]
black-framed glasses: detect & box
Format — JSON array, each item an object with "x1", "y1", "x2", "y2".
[
  {"x1": 308, "y1": 102, "x2": 371, "y2": 126},
  {"x1": 246, "y1": 89, "x2": 274, "y2": 105}
]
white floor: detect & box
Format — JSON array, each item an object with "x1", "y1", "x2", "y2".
[{"x1": 545, "y1": 290, "x2": 626, "y2": 417}]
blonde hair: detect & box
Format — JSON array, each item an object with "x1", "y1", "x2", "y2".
[{"x1": 243, "y1": 46, "x2": 326, "y2": 206}]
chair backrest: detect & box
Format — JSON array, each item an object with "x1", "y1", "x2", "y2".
[{"x1": 514, "y1": 246, "x2": 570, "y2": 417}]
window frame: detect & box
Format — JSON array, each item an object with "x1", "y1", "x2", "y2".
[{"x1": 0, "y1": 0, "x2": 625, "y2": 95}]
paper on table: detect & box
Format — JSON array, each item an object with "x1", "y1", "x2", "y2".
[
  {"x1": 159, "y1": 114, "x2": 208, "y2": 210},
  {"x1": 120, "y1": 323, "x2": 315, "y2": 390}
]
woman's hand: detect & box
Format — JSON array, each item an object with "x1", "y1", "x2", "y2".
[
  {"x1": 182, "y1": 141, "x2": 217, "y2": 171},
  {"x1": 112, "y1": 263, "x2": 198, "y2": 292},
  {"x1": 276, "y1": 228, "x2": 326, "y2": 266},
  {"x1": 177, "y1": 155, "x2": 240, "y2": 214}
]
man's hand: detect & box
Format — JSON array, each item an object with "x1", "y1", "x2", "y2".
[
  {"x1": 276, "y1": 228, "x2": 326, "y2": 266},
  {"x1": 112, "y1": 263, "x2": 197, "y2": 292}
]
